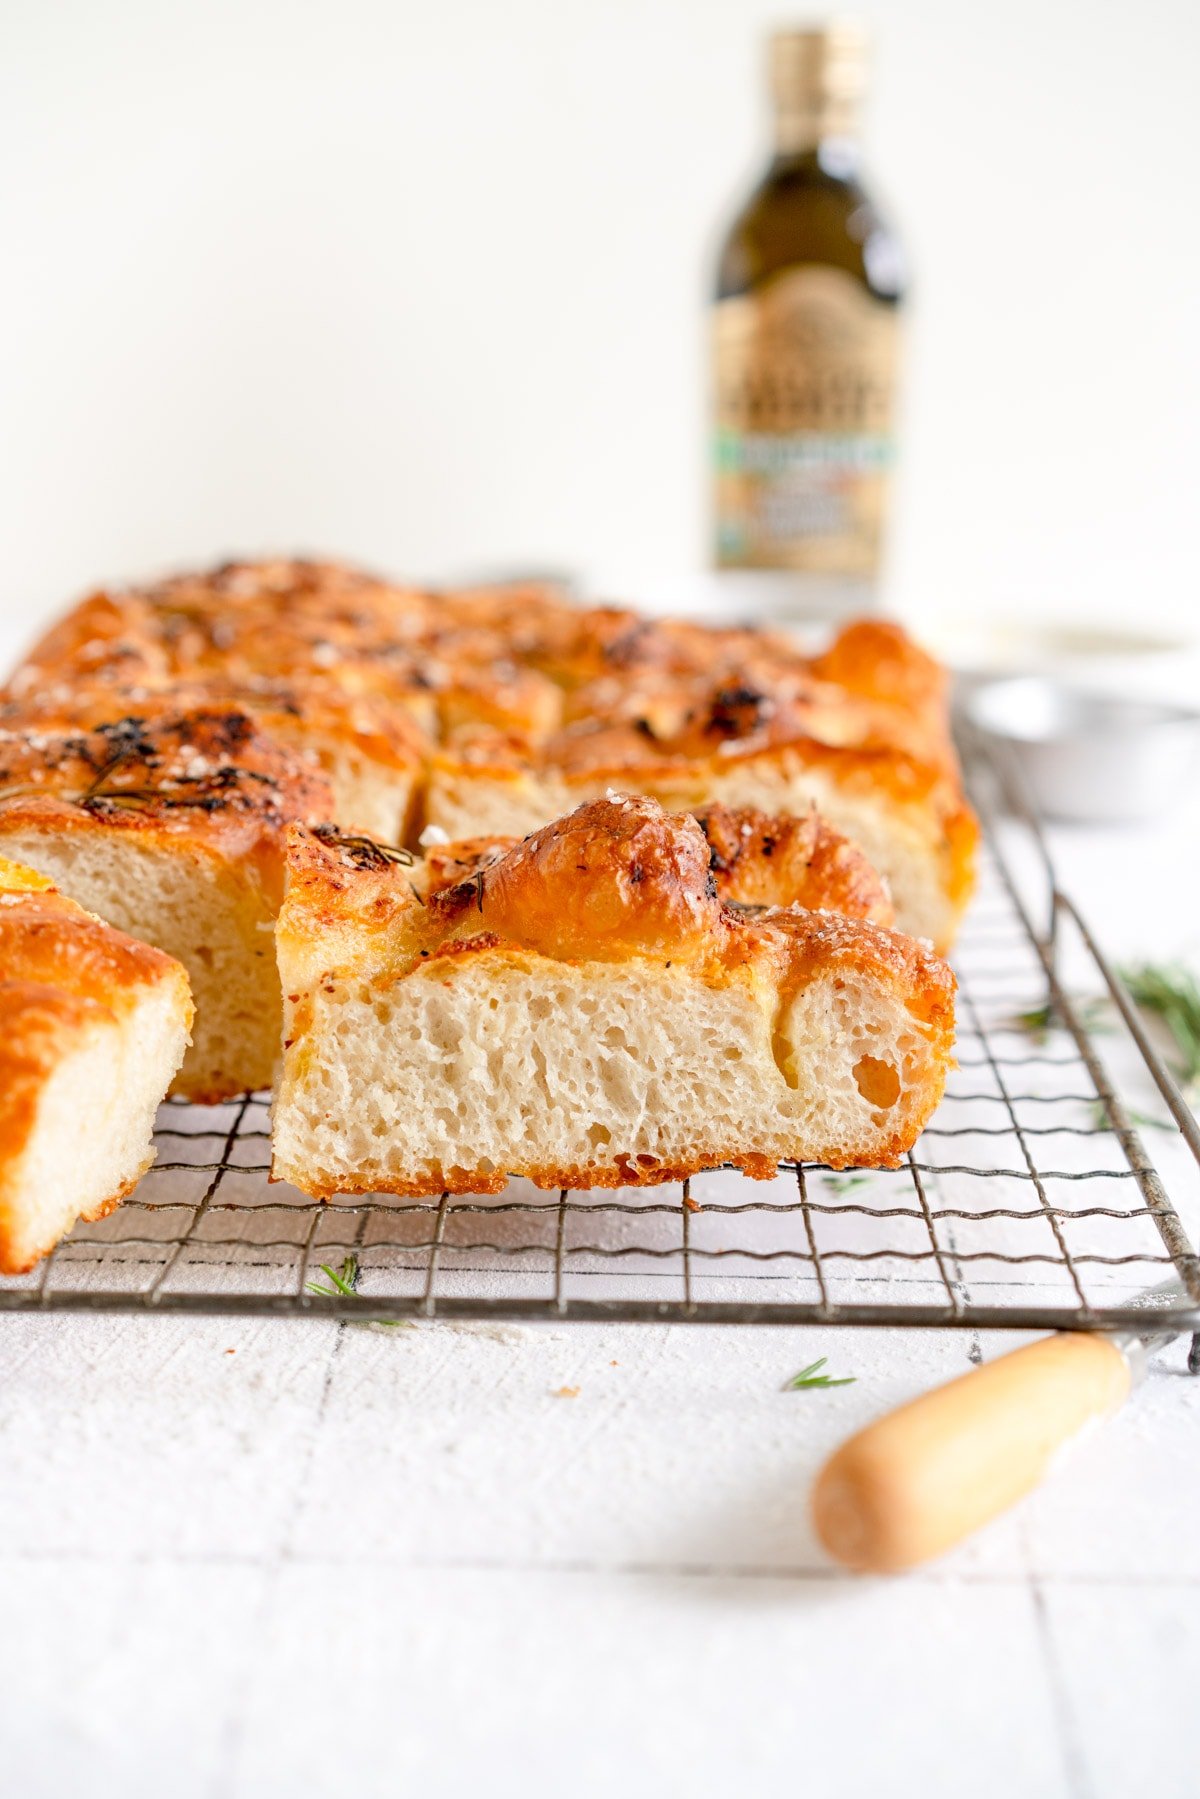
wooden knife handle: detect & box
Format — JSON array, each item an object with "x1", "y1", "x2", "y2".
[{"x1": 812, "y1": 1333, "x2": 1131, "y2": 1573}]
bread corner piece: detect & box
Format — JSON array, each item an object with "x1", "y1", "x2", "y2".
[
  {"x1": 272, "y1": 796, "x2": 955, "y2": 1199},
  {"x1": 0, "y1": 711, "x2": 333, "y2": 1101},
  {"x1": 0, "y1": 856, "x2": 192, "y2": 1275}
]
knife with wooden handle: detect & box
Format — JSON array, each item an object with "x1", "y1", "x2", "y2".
[{"x1": 812, "y1": 1303, "x2": 1186, "y2": 1574}]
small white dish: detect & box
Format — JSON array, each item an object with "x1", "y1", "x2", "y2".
[{"x1": 965, "y1": 676, "x2": 1200, "y2": 824}]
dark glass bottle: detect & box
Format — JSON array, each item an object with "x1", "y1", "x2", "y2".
[{"x1": 712, "y1": 25, "x2": 904, "y2": 588}]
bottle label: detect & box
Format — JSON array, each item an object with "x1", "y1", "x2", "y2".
[{"x1": 712, "y1": 266, "x2": 900, "y2": 576}]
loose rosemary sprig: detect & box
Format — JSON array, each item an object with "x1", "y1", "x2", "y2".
[
  {"x1": 783, "y1": 1356, "x2": 856, "y2": 1391},
  {"x1": 1087, "y1": 1099, "x2": 1169, "y2": 1133},
  {"x1": 1118, "y1": 962, "x2": 1200, "y2": 1097},
  {"x1": 304, "y1": 1254, "x2": 413, "y2": 1328},
  {"x1": 1012, "y1": 959, "x2": 1200, "y2": 1106},
  {"x1": 1010, "y1": 997, "x2": 1113, "y2": 1043}
]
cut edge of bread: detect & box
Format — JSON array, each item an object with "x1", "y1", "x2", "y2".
[
  {"x1": 271, "y1": 940, "x2": 954, "y2": 1199},
  {"x1": 0, "y1": 867, "x2": 192, "y2": 1274},
  {"x1": 271, "y1": 799, "x2": 955, "y2": 1199},
  {"x1": 0, "y1": 825, "x2": 278, "y2": 1101}
]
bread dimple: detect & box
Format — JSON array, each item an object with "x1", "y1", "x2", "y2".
[{"x1": 419, "y1": 834, "x2": 518, "y2": 898}]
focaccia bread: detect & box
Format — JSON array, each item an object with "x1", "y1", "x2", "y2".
[
  {"x1": 0, "y1": 857, "x2": 192, "y2": 1274},
  {"x1": 0, "y1": 711, "x2": 333, "y2": 1100},
  {"x1": 5, "y1": 558, "x2": 978, "y2": 950},
  {"x1": 272, "y1": 796, "x2": 955, "y2": 1198}
]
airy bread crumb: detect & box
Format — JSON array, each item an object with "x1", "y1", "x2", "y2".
[{"x1": 0, "y1": 856, "x2": 192, "y2": 1273}]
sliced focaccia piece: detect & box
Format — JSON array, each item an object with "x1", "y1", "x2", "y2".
[
  {"x1": 0, "y1": 712, "x2": 333, "y2": 1100},
  {"x1": 416, "y1": 801, "x2": 894, "y2": 927},
  {"x1": 272, "y1": 796, "x2": 955, "y2": 1198},
  {"x1": 0, "y1": 858, "x2": 192, "y2": 1274}
]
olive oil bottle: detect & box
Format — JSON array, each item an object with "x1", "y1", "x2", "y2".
[{"x1": 712, "y1": 24, "x2": 904, "y2": 593}]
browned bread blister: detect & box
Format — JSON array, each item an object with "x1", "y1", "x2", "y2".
[{"x1": 415, "y1": 801, "x2": 894, "y2": 928}]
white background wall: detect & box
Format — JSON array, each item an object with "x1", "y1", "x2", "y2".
[{"x1": 2, "y1": 0, "x2": 1198, "y2": 648}]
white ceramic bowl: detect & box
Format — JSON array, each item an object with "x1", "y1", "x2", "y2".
[{"x1": 965, "y1": 676, "x2": 1200, "y2": 824}]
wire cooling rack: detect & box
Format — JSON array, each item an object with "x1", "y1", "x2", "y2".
[{"x1": 4, "y1": 736, "x2": 1200, "y2": 1339}]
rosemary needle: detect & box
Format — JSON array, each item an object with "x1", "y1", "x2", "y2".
[
  {"x1": 1087, "y1": 1099, "x2": 1169, "y2": 1133},
  {"x1": 783, "y1": 1356, "x2": 856, "y2": 1391},
  {"x1": 304, "y1": 1254, "x2": 413, "y2": 1328},
  {"x1": 822, "y1": 1173, "x2": 872, "y2": 1196},
  {"x1": 1119, "y1": 962, "x2": 1200, "y2": 1096},
  {"x1": 1010, "y1": 997, "x2": 1112, "y2": 1043}
]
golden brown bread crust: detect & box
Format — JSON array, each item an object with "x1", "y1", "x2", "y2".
[
  {"x1": 7, "y1": 561, "x2": 553, "y2": 727},
  {"x1": 416, "y1": 802, "x2": 893, "y2": 927},
  {"x1": 431, "y1": 796, "x2": 724, "y2": 965},
  {"x1": 693, "y1": 804, "x2": 894, "y2": 924},
  {"x1": 807, "y1": 618, "x2": 948, "y2": 718},
  {"x1": 429, "y1": 719, "x2": 976, "y2": 946},
  {"x1": 275, "y1": 796, "x2": 956, "y2": 1193},
  {"x1": 437, "y1": 671, "x2": 964, "y2": 799},
  {"x1": 1, "y1": 675, "x2": 426, "y2": 847},
  {"x1": 1, "y1": 672, "x2": 427, "y2": 778},
  {"x1": 0, "y1": 710, "x2": 335, "y2": 887},
  {"x1": 0, "y1": 983, "x2": 131, "y2": 1272},
  {"x1": 0, "y1": 882, "x2": 192, "y2": 1008},
  {"x1": 281, "y1": 797, "x2": 948, "y2": 990},
  {"x1": 288, "y1": 1153, "x2": 789, "y2": 1201},
  {"x1": 8, "y1": 557, "x2": 960, "y2": 759}
]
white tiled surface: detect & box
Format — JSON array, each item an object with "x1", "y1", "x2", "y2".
[{"x1": 3, "y1": 795, "x2": 1200, "y2": 1797}]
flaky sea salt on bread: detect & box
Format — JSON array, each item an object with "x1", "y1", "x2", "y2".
[
  {"x1": 0, "y1": 857, "x2": 192, "y2": 1274},
  {"x1": 271, "y1": 795, "x2": 954, "y2": 1199}
]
